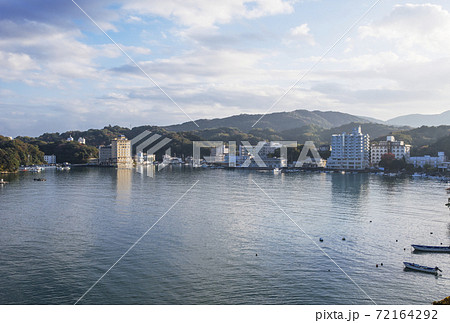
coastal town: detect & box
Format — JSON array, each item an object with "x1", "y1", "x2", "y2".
[{"x1": 27, "y1": 125, "x2": 448, "y2": 178}]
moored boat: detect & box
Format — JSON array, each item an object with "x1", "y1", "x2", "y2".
[
  {"x1": 403, "y1": 262, "x2": 442, "y2": 275},
  {"x1": 411, "y1": 244, "x2": 450, "y2": 253}
]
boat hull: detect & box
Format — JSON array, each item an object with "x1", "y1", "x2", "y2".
[
  {"x1": 411, "y1": 245, "x2": 450, "y2": 253},
  {"x1": 403, "y1": 262, "x2": 439, "y2": 275}
]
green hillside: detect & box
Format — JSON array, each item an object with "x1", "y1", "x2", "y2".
[
  {"x1": 0, "y1": 136, "x2": 44, "y2": 172},
  {"x1": 164, "y1": 109, "x2": 377, "y2": 132}
]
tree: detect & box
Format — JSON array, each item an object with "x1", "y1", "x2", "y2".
[{"x1": 379, "y1": 153, "x2": 406, "y2": 172}]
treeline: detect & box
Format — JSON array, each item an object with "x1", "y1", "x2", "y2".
[{"x1": 0, "y1": 136, "x2": 44, "y2": 172}]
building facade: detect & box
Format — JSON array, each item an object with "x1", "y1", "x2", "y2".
[
  {"x1": 78, "y1": 137, "x2": 86, "y2": 145},
  {"x1": 371, "y1": 136, "x2": 411, "y2": 166},
  {"x1": 407, "y1": 152, "x2": 446, "y2": 168},
  {"x1": 111, "y1": 135, "x2": 133, "y2": 167},
  {"x1": 44, "y1": 155, "x2": 56, "y2": 164},
  {"x1": 98, "y1": 145, "x2": 112, "y2": 165},
  {"x1": 327, "y1": 126, "x2": 370, "y2": 170}
]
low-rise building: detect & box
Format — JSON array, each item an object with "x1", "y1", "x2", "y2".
[
  {"x1": 371, "y1": 136, "x2": 411, "y2": 166},
  {"x1": 44, "y1": 155, "x2": 56, "y2": 164},
  {"x1": 67, "y1": 135, "x2": 74, "y2": 142},
  {"x1": 78, "y1": 137, "x2": 86, "y2": 145},
  {"x1": 98, "y1": 145, "x2": 112, "y2": 166},
  {"x1": 407, "y1": 152, "x2": 446, "y2": 168}
]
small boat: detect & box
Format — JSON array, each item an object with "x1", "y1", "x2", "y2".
[
  {"x1": 33, "y1": 178, "x2": 46, "y2": 182},
  {"x1": 273, "y1": 168, "x2": 282, "y2": 174},
  {"x1": 403, "y1": 262, "x2": 442, "y2": 275},
  {"x1": 412, "y1": 245, "x2": 450, "y2": 253},
  {"x1": 0, "y1": 178, "x2": 8, "y2": 185}
]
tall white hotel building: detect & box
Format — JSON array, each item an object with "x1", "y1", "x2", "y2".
[{"x1": 327, "y1": 126, "x2": 370, "y2": 170}]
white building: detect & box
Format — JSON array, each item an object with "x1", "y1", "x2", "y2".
[
  {"x1": 135, "y1": 151, "x2": 155, "y2": 164},
  {"x1": 44, "y1": 155, "x2": 56, "y2": 164},
  {"x1": 408, "y1": 152, "x2": 446, "y2": 168},
  {"x1": 78, "y1": 137, "x2": 86, "y2": 145},
  {"x1": 327, "y1": 126, "x2": 370, "y2": 170},
  {"x1": 67, "y1": 135, "x2": 74, "y2": 142},
  {"x1": 371, "y1": 136, "x2": 411, "y2": 166},
  {"x1": 238, "y1": 142, "x2": 283, "y2": 158},
  {"x1": 210, "y1": 145, "x2": 229, "y2": 162}
]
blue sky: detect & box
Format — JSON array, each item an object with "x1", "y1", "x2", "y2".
[{"x1": 1, "y1": 0, "x2": 450, "y2": 136}]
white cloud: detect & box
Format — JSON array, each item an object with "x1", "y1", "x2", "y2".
[
  {"x1": 359, "y1": 3, "x2": 450, "y2": 55},
  {"x1": 121, "y1": 0, "x2": 295, "y2": 28},
  {"x1": 284, "y1": 23, "x2": 315, "y2": 46}
]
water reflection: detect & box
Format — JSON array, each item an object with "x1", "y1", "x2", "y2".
[
  {"x1": 136, "y1": 165, "x2": 155, "y2": 178},
  {"x1": 115, "y1": 168, "x2": 132, "y2": 204},
  {"x1": 331, "y1": 173, "x2": 369, "y2": 198}
]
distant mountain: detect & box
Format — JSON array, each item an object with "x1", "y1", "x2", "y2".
[
  {"x1": 386, "y1": 111, "x2": 450, "y2": 127},
  {"x1": 374, "y1": 125, "x2": 450, "y2": 147},
  {"x1": 164, "y1": 109, "x2": 380, "y2": 132}
]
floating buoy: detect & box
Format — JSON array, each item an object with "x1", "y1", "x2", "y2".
[
  {"x1": 441, "y1": 243, "x2": 443, "y2": 245},
  {"x1": 256, "y1": 254, "x2": 258, "y2": 256},
  {"x1": 376, "y1": 264, "x2": 379, "y2": 268},
  {"x1": 319, "y1": 238, "x2": 323, "y2": 242},
  {"x1": 404, "y1": 248, "x2": 406, "y2": 250},
  {"x1": 328, "y1": 269, "x2": 330, "y2": 272},
  {"x1": 430, "y1": 232, "x2": 433, "y2": 235},
  {"x1": 342, "y1": 237, "x2": 346, "y2": 241},
  {"x1": 381, "y1": 263, "x2": 383, "y2": 266},
  {"x1": 396, "y1": 240, "x2": 398, "y2": 242},
  {"x1": 369, "y1": 221, "x2": 372, "y2": 223}
]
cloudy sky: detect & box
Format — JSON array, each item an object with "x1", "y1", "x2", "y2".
[{"x1": 1, "y1": 0, "x2": 450, "y2": 136}]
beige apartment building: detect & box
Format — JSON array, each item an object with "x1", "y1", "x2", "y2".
[{"x1": 111, "y1": 135, "x2": 133, "y2": 167}]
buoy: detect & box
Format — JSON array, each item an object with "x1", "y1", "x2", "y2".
[
  {"x1": 396, "y1": 240, "x2": 398, "y2": 242},
  {"x1": 430, "y1": 232, "x2": 433, "y2": 235},
  {"x1": 404, "y1": 248, "x2": 406, "y2": 250},
  {"x1": 376, "y1": 264, "x2": 379, "y2": 268},
  {"x1": 319, "y1": 238, "x2": 323, "y2": 242},
  {"x1": 441, "y1": 243, "x2": 443, "y2": 245},
  {"x1": 328, "y1": 269, "x2": 330, "y2": 272},
  {"x1": 256, "y1": 254, "x2": 258, "y2": 256},
  {"x1": 381, "y1": 263, "x2": 383, "y2": 266},
  {"x1": 369, "y1": 221, "x2": 372, "y2": 223},
  {"x1": 342, "y1": 237, "x2": 346, "y2": 241}
]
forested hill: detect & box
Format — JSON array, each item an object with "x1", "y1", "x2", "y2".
[
  {"x1": 0, "y1": 136, "x2": 44, "y2": 172},
  {"x1": 163, "y1": 109, "x2": 379, "y2": 132}
]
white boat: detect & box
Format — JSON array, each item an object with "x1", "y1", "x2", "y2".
[
  {"x1": 403, "y1": 262, "x2": 441, "y2": 275},
  {"x1": 273, "y1": 168, "x2": 282, "y2": 174},
  {"x1": 412, "y1": 245, "x2": 450, "y2": 253}
]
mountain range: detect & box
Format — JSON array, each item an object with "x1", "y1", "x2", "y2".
[
  {"x1": 164, "y1": 109, "x2": 450, "y2": 132},
  {"x1": 164, "y1": 109, "x2": 379, "y2": 132},
  {"x1": 386, "y1": 110, "x2": 450, "y2": 127}
]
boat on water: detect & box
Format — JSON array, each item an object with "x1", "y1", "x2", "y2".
[
  {"x1": 403, "y1": 262, "x2": 442, "y2": 275},
  {"x1": 0, "y1": 178, "x2": 8, "y2": 185},
  {"x1": 273, "y1": 168, "x2": 282, "y2": 174},
  {"x1": 412, "y1": 244, "x2": 450, "y2": 253},
  {"x1": 33, "y1": 178, "x2": 46, "y2": 182}
]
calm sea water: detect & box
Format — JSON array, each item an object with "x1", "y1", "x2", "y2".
[{"x1": 1, "y1": 167, "x2": 449, "y2": 305}]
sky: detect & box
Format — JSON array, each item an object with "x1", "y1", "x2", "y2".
[{"x1": 1, "y1": 0, "x2": 450, "y2": 137}]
